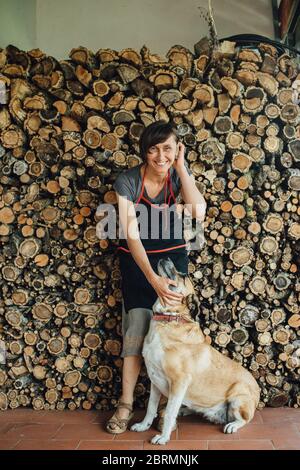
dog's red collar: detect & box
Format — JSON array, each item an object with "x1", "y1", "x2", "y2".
[{"x1": 152, "y1": 313, "x2": 190, "y2": 324}]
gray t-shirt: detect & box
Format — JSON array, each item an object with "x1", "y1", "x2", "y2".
[{"x1": 113, "y1": 160, "x2": 193, "y2": 203}]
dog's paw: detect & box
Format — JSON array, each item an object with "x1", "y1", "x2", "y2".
[
  {"x1": 151, "y1": 434, "x2": 169, "y2": 445},
  {"x1": 223, "y1": 422, "x2": 238, "y2": 434},
  {"x1": 131, "y1": 421, "x2": 151, "y2": 432}
]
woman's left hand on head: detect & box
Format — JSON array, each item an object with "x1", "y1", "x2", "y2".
[{"x1": 172, "y1": 142, "x2": 185, "y2": 173}]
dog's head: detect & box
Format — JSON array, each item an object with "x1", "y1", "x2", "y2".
[{"x1": 152, "y1": 257, "x2": 200, "y2": 320}]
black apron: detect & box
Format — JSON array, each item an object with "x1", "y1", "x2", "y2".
[{"x1": 117, "y1": 163, "x2": 189, "y2": 311}]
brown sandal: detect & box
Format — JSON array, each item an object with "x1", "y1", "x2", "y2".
[{"x1": 106, "y1": 400, "x2": 134, "y2": 434}]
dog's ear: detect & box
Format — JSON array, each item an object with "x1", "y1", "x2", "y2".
[
  {"x1": 186, "y1": 293, "x2": 200, "y2": 321},
  {"x1": 164, "y1": 258, "x2": 177, "y2": 281}
]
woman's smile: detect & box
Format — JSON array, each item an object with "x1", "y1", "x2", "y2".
[{"x1": 147, "y1": 160, "x2": 173, "y2": 179}]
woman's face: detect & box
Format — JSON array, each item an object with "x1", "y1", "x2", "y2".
[{"x1": 145, "y1": 134, "x2": 178, "y2": 174}]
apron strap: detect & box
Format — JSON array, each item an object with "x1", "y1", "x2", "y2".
[
  {"x1": 135, "y1": 164, "x2": 176, "y2": 206},
  {"x1": 135, "y1": 164, "x2": 177, "y2": 231}
]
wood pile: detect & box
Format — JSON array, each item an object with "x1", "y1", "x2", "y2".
[{"x1": 0, "y1": 39, "x2": 299, "y2": 410}]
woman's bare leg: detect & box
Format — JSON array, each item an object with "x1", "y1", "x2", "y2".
[{"x1": 116, "y1": 355, "x2": 143, "y2": 419}]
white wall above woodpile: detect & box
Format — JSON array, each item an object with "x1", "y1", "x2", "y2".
[{"x1": 0, "y1": 0, "x2": 275, "y2": 60}]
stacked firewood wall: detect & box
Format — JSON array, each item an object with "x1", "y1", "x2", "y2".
[{"x1": 0, "y1": 39, "x2": 299, "y2": 411}]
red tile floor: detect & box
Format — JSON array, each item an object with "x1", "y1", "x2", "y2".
[{"x1": 0, "y1": 407, "x2": 300, "y2": 450}]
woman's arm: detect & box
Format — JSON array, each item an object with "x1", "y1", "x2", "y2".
[
  {"x1": 173, "y1": 143, "x2": 207, "y2": 221},
  {"x1": 177, "y1": 167, "x2": 207, "y2": 221}
]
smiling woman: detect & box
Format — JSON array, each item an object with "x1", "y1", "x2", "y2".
[{"x1": 105, "y1": 120, "x2": 206, "y2": 435}]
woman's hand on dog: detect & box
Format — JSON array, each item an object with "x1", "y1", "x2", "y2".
[{"x1": 150, "y1": 273, "x2": 183, "y2": 307}]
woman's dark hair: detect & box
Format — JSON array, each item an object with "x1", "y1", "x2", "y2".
[{"x1": 139, "y1": 120, "x2": 179, "y2": 161}]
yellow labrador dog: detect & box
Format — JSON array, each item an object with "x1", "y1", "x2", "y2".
[{"x1": 131, "y1": 257, "x2": 260, "y2": 445}]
